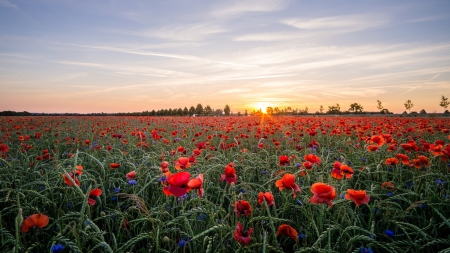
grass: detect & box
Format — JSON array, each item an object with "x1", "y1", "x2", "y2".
[{"x1": 0, "y1": 115, "x2": 449, "y2": 253}]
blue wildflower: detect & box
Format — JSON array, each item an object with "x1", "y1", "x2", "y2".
[
  {"x1": 240, "y1": 189, "x2": 246, "y2": 193},
  {"x1": 114, "y1": 187, "x2": 120, "y2": 193},
  {"x1": 178, "y1": 237, "x2": 188, "y2": 247},
  {"x1": 387, "y1": 192, "x2": 393, "y2": 197},
  {"x1": 360, "y1": 246, "x2": 374, "y2": 253},
  {"x1": 385, "y1": 230, "x2": 394, "y2": 237},
  {"x1": 296, "y1": 163, "x2": 301, "y2": 168},
  {"x1": 51, "y1": 244, "x2": 64, "y2": 253},
  {"x1": 296, "y1": 200, "x2": 303, "y2": 205},
  {"x1": 435, "y1": 179, "x2": 446, "y2": 186},
  {"x1": 262, "y1": 170, "x2": 267, "y2": 175},
  {"x1": 128, "y1": 180, "x2": 137, "y2": 185},
  {"x1": 298, "y1": 234, "x2": 306, "y2": 239}
]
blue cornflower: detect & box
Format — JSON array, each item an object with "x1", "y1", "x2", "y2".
[
  {"x1": 178, "y1": 237, "x2": 188, "y2": 247},
  {"x1": 388, "y1": 167, "x2": 393, "y2": 172},
  {"x1": 360, "y1": 246, "x2": 374, "y2": 253},
  {"x1": 296, "y1": 163, "x2": 301, "y2": 168},
  {"x1": 385, "y1": 230, "x2": 394, "y2": 237},
  {"x1": 111, "y1": 196, "x2": 117, "y2": 201},
  {"x1": 296, "y1": 200, "x2": 303, "y2": 205},
  {"x1": 387, "y1": 192, "x2": 393, "y2": 197},
  {"x1": 435, "y1": 179, "x2": 446, "y2": 186},
  {"x1": 298, "y1": 234, "x2": 307, "y2": 239},
  {"x1": 347, "y1": 161, "x2": 352, "y2": 165},
  {"x1": 114, "y1": 187, "x2": 120, "y2": 193},
  {"x1": 240, "y1": 189, "x2": 246, "y2": 193},
  {"x1": 51, "y1": 244, "x2": 64, "y2": 253},
  {"x1": 128, "y1": 180, "x2": 137, "y2": 185},
  {"x1": 262, "y1": 170, "x2": 267, "y2": 175},
  {"x1": 174, "y1": 138, "x2": 180, "y2": 141},
  {"x1": 158, "y1": 176, "x2": 167, "y2": 183}
]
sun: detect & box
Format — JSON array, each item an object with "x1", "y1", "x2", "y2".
[{"x1": 254, "y1": 102, "x2": 272, "y2": 114}]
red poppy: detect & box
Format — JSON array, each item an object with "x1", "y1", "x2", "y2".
[
  {"x1": 177, "y1": 146, "x2": 187, "y2": 154},
  {"x1": 126, "y1": 171, "x2": 136, "y2": 181},
  {"x1": 303, "y1": 161, "x2": 313, "y2": 170},
  {"x1": 175, "y1": 157, "x2": 191, "y2": 170},
  {"x1": 187, "y1": 174, "x2": 204, "y2": 197},
  {"x1": 304, "y1": 154, "x2": 321, "y2": 164},
  {"x1": 366, "y1": 145, "x2": 379, "y2": 152},
  {"x1": 369, "y1": 135, "x2": 385, "y2": 146},
  {"x1": 279, "y1": 155, "x2": 290, "y2": 166},
  {"x1": 396, "y1": 154, "x2": 409, "y2": 165},
  {"x1": 258, "y1": 192, "x2": 275, "y2": 207},
  {"x1": 62, "y1": 172, "x2": 80, "y2": 187},
  {"x1": 21, "y1": 214, "x2": 49, "y2": 233},
  {"x1": 277, "y1": 224, "x2": 298, "y2": 241},
  {"x1": 430, "y1": 144, "x2": 444, "y2": 156},
  {"x1": 163, "y1": 172, "x2": 191, "y2": 197},
  {"x1": 220, "y1": 165, "x2": 237, "y2": 184},
  {"x1": 412, "y1": 155, "x2": 430, "y2": 169},
  {"x1": 160, "y1": 161, "x2": 169, "y2": 173},
  {"x1": 381, "y1": 181, "x2": 395, "y2": 190},
  {"x1": 275, "y1": 173, "x2": 301, "y2": 198},
  {"x1": 340, "y1": 165, "x2": 354, "y2": 179},
  {"x1": 75, "y1": 165, "x2": 83, "y2": 176},
  {"x1": 233, "y1": 222, "x2": 253, "y2": 246},
  {"x1": 310, "y1": 182, "x2": 336, "y2": 208},
  {"x1": 345, "y1": 189, "x2": 370, "y2": 206},
  {"x1": 110, "y1": 163, "x2": 121, "y2": 169},
  {"x1": 0, "y1": 144, "x2": 10, "y2": 153},
  {"x1": 88, "y1": 188, "x2": 102, "y2": 206},
  {"x1": 385, "y1": 158, "x2": 399, "y2": 165},
  {"x1": 331, "y1": 161, "x2": 344, "y2": 179},
  {"x1": 234, "y1": 200, "x2": 252, "y2": 217}
]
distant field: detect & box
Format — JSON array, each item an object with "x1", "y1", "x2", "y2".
[{"x1": 0, "y1": 116, "x2": 449, "y2": 253}]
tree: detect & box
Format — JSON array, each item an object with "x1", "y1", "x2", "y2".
[
  {"x1": 404, "y1": 100, "x2": 414, "y2": 113},
  {"x1": 183, "y1": 107, "x2": 189, "y2": 116},
  {"x1": 189, "y1": 106, "x2": 196, "y2": 116},
  {"x1": 244, "y1": 110, "x2": 248, "y2": 116},
  {"x1": 327, "y1": 103, "x2": 341, "y2": 114},
  {"x1": 304, "y1": 107, "x2": 308, "y2": 114},
  {"x1": 266, "y1": 107, "x2": 273, "y2": 115},
  {"x1": 377, "y1": 100, "x2": 383, "y2": 111},
  {"x1": 224, "y1": 105, "x2": 231, "y2": 116},
  {"x1": 274, "y1": 107, "x2": 280, "y2": 115},
  {"x1": 204, "y1": 105, "x2": 212, "y2": 116},
  {"x1": 440, "y1": 96, "x2": 449, "y2": 110},
  {"x1": 195, "y1": 104, "x2": 203, "y2": 115},
  {"x1": 348, "y1": 103, "x2": 364, "y2": 114},
  {"x1": 319, "y1": 105, "x2": 324, "y2": 114},
  {"x1": 215, "y1": 109, "x2": 223, "y2": 116}
]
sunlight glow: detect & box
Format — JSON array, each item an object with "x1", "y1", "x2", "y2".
[{"x1": 254, "y1": 102, "x2": 273, "y2": 114}]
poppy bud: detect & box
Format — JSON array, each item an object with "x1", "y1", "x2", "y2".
[
  {"x1": 15, "y1": 208, "x2": 23, "y2": 229},
  {"x1": 163, "y1": 236, "x2": 170, "y2": 243}
]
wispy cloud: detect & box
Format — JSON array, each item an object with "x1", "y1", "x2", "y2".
[
  {"x1": 146, "y1": 22, "x2": 226, "y2": 41},
  {"x1": 281, "y1": 14, "x2": 389, "y2": 32},
  {"x1": 218, "y1": 88, "x2": 252, "y2": 94},
  {"x1": 211, "y1": 0, "x2": 287, "y2": 17}
]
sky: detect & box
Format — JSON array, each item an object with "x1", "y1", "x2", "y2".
[{"x1": 1, "y1": 0, "x2": 450, "y2": 114}]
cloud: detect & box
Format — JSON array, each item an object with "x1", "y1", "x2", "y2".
[
  {"x1": 146, "y1": 22, "x2": 226, "y2": 41},
  {"x1": 211, "y1": 0, "x2": 287, "y2": 17},
  {"x1": 281, "y1": 14, "x2": 388, "y2": 32},
  {"x1": 218, "y1": 88, "x2": 252, "y2": 94}
]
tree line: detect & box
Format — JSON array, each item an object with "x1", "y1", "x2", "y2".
[{"x1": 1, "y1": 96, "x2": 449, "y2": 116}]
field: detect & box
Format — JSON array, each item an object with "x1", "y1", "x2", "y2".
[{"x1": 0, "y1": 115, "x2": 449, "y2": 253}]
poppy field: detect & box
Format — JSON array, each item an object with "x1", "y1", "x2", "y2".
[{"x1": 0, "y1": 115, "x2": 450, "y2": 253}]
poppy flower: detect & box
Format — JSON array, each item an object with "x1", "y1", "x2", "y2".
[
  {"x1": 385, "y1": 158, "x2": 399, "y2": 165},
  {"x1": 160, "y1": 161, "x2": 169, "y2": 173},
  {"x1": 366, "y1": 145, "x2": 379, "y2": 152},
  {"x1": 233, "y1": 222, "x2": 253, "y2": 246},
  {"x1": 331, "y1": 161, "x2": 344, "y2": 179},
  {"x1": 88, "y1": 188, "x2": 102, "y2": 206},
  {"x1": 345, "y1": 189, "x2": 370, "y2": 206},
  {"x1": 187, "y1": 174, "x2": 204, "y2": 197},
  {"x1": 110, "y1": 163, "x2": 120, "y2": 169},
  {"x1": 400, "y1": 143, "x2": 413, "y2": 152},
  {"x1": 163, "y1": 172, "x2": 191, "y2": 197},
  {"x1": 126, "y1": 171, "x2": 136, "y2": 181},
  {"x1": 304, "y1": 154, "x2": 321, "y2": 164},
  {"x1": 310, "y1": 182, "x2": 336, "y2": 208},
  {"x1": 303, "y1": 161, "x2": 313, "y2": 170},
  {"x1": 220, "y1": 165, "x2": 237, "y2": 184},
  {"x1": 369, "y1": 135, "x2": 385, "y2": 146},
  {"x1": 234, "y1": 200, "x2": 252, "y2": 217},
  {"x1": 258, "y1": 192, "x2": 275, "y2": 207},
  {"x1": 75, "y1": 165, "x2": 83, "y2": 176},
  {"x1": 276, "y1": 224, "x2": 298, "y2": 241},
  {"x1": 175, "y1": 157, "x2": 191, "y2": 170},
  {"x1": 340, "y1": 165, "x2": 354, "y2": 179},
  {"x1": 381, "y1": 181, "x2": 395, "y2": 190},
  {"x1": 21, "y1": 213, "x2": 49, "y2": 233},
  {"x1": 412, "y1": 155, "x2": 430, "y2": 169},
  {"x1": 279, "y1": 155, "x2": 290, "y2": 166},
  {"x1": 395, "y1": 154, "x2": 409, "y2": 165},
  {"x1": 275, "y1": 173, "x2": 301, "y2": 198},
  {"x1": 0, "y1": 144, "x2": 9, "y2": 153},
  {"x1": 62, "y1": 172, "x2": 80, "y2": 187},
  {"x1": 430, "y1": 144, "x2": 444, "y2": 156}
]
